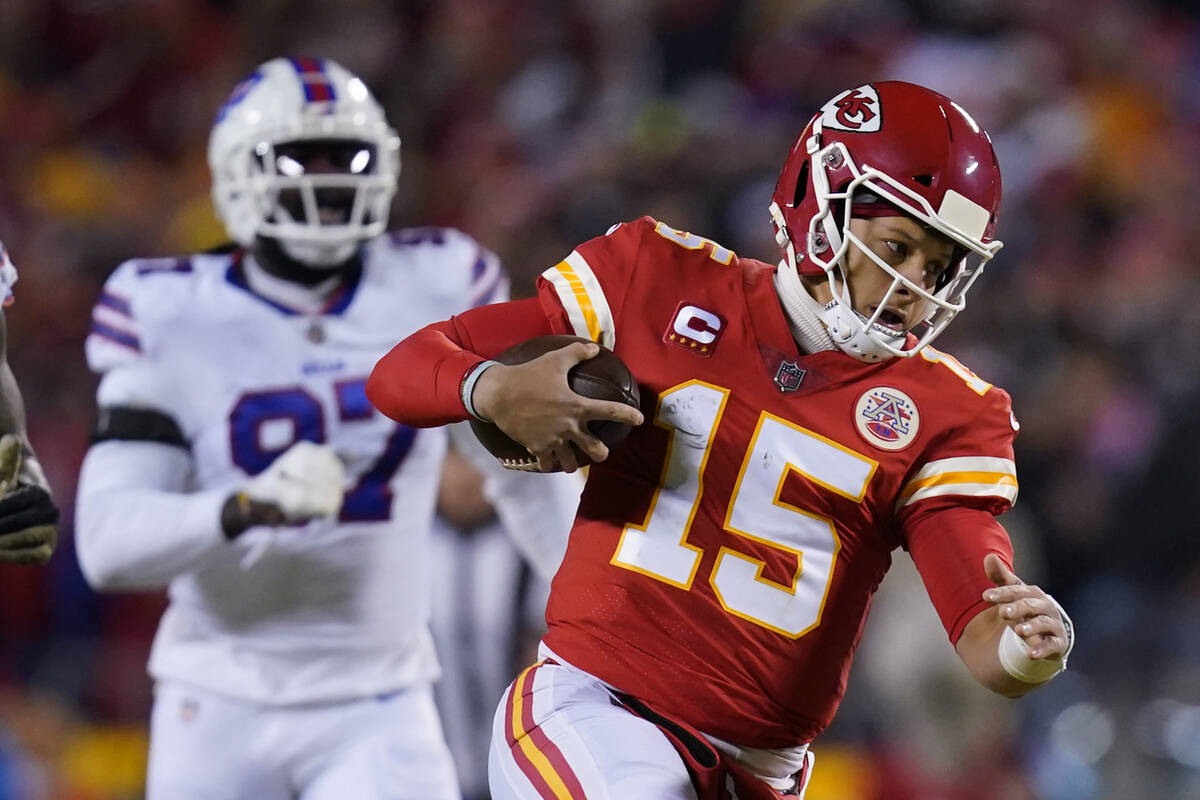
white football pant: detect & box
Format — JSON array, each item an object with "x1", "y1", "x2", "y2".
[
  {"x1": 148, "y1": 679, "x2": 460, "y2": 800},
  {"x1": 488, "y1": 660, "x2": 701, "y2": 800}
]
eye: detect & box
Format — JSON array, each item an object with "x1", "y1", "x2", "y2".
[
  {"x1": 924, "y1": 261, "x2": 949, "y2": 285},
  {"x1": 881, "y1": 239, "x2": 907, "y2": 260}
]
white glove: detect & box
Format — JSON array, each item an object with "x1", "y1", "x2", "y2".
[{"x1": 243, "y1": 441, "x2": 345, "y2": 521}]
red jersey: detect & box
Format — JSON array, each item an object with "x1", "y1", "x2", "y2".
[
  {"x1": 532, "y1": 218, "x2": 1017, "y2": 748},
  {"x1": 366, "y1": 215, "x2": 1019, "y2": 750}
]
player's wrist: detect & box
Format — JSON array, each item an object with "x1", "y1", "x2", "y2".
[
  {"x1": 998, "y1": 625, "x2": 1064, "y2": 684},
  {"x1": 462, "y1": 360, "x2": 502, "y2": 422},
  {"x1": 221, "y1": 491, "x2": 291, "y2": 540},
  {"x1": 220, "y1": 492, "x2": 254, "y2": 540},
  {"x1": 997, "y1": 595, "x2": 1073, "y2": 685}
]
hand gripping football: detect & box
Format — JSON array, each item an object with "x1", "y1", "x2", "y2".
[{"x1": 469, "y1": 335, "x2": 641, "y2": 471}]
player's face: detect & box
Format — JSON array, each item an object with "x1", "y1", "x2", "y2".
[
  {"x1": 268, "y1": 139, "x2": 378, "y2": 225},
  {"x1": 809, "y1": 215, "x2": 956, "y2": 333}
]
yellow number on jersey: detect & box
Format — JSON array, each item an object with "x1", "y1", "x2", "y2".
[{"x1": 653, "y1": 222, "x2": 735, "y2": 265}]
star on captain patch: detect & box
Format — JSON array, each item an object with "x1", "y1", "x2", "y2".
[{"x1": 774, "y1": 360, "x2": 805, "y2": 392}]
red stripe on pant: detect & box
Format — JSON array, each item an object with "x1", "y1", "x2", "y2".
[{"x1": 503, "y1": 664, "x2": 588, "y2": 799}]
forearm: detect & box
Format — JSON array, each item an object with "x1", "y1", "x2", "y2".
[
  {"x1": 367, "y1": 322, "x2": 485, "y2": 427},
  {"x1": 367, "y1": 297, "x2": 558, "y2": 426},
  {"x1": 75, "y1": 441, "x2": 229, "y2": 589}
]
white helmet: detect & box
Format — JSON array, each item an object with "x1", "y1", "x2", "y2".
[{"x1": 208, "y1": 57, "x2": 401, "y2": 268}]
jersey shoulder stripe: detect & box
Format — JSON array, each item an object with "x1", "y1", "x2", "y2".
[
  {"x1": 541, "y1": 250, "x2": 615, "y2": 349},
  {"x1": 86, "y1": 254, "x2": 220, "y2": 372},
  {"x1": 897, "y1": 456, "x2": 1018, "y2": 509}
]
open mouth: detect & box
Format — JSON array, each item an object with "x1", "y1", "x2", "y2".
[
  {"x1": 276, "y1": 188, "x2": 356, "y2": 226},
  {"x1": 867, "y1": 306, "x2": 908, "y2": 335}
]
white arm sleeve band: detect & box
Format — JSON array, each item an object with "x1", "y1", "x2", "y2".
[{"x1": 75, "y1": 440, "x2": 228, "y2": 590}]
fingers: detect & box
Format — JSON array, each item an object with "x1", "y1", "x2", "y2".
[
  {"x1": 990, "y1": 590, "x2": 1068, "y2": 660},
  {"x1": 533, "y1": 440, "x2": 593, "y2": 474},
  {"x1": 0, "y1": 524, "x2": 57, "y2": 564},
  {"x1": 0, "y1": 543, "x2": 54, "y2": 565},
  {"x1": 1015, "y1": 618, "x2": 1067, "y2": 659},
  {"x1": 570, "y1": 436, "x2": 610, "y2": 467},
  {"x1": 555, "y1": 341, "x2": 601, "y2": 367},
  {"x1": 582, "y1": 398, "x2": 644, "y2": 428},
  {"x1": 1015, "y1": 614, "x2": 1063, "y2": 641},
  {"x1": 0, "y1": 434, "x2": 21, "y2": 494},
  {"x1": 983, "y1": 553, "x2": 1021, "y2": 588}
]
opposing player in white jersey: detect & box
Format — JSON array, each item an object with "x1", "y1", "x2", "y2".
[
  {"x1": 0, "y1": 242, "x2": 58, "y2": 566},
  {"x1": 74, "y1": 57, "x2": 581, "y2": 800}
]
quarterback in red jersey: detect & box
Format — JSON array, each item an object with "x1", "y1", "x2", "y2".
[{"x1": 367, "y1": 81, "x2": 1073, "y2": 799}]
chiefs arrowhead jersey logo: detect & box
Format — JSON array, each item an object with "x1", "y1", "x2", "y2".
[
  {"x1": 820, "y1": 85, "x2": 882, "y2": 133},
  {"x1": 665, "y1": 302, "x2": 723, "y2": 357}
]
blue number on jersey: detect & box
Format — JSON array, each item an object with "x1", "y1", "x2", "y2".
[
  {"x1": 229, "y1": 380, "x2": 413, "y2": 521},
  {"x1": 230, "y1": 388, "x2": 325, "y2": 476}
]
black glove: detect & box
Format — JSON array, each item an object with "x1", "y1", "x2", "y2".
[{"x1": 0, "y1": 484, "x2": 59, "y2": 564}]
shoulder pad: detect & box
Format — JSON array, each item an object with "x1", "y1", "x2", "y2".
[
  {"x1": 368, "y1": 227, "x2": 508, "y2": 308},
  {"x1": 86, "y1": 256, "x2": 199, "y2": 372}
]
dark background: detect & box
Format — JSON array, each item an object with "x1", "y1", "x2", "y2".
[{"x1": 0, "y1": 1, "x2": 1197, "y2": 798}]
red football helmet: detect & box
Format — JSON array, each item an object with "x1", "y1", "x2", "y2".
[{"x1": 769, "y1": 81, "x2": 1003, "y2": 361}]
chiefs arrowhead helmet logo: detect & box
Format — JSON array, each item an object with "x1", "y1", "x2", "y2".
[{"x1": 820, "y1": 85, "x2": 882, "y2": 133}]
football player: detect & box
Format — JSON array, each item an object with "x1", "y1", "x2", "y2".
[
  {"x1": 0, "y1": 243, "x2": 59, "y2": 566},
  {"x1": 366, "y1": 81, "x2": 1075, "y2": 799},
  {"x1": 74, "y1": 57, "x2": 581, "y2": 800}
]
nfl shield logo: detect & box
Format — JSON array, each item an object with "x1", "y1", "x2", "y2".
[{"x1": 774, "y1": 361, "x2": 806, "y2": 392}]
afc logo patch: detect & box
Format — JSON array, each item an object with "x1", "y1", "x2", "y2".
[
  {"x1": 665, "y1": 303, "x2": 724, "y2": 357},
  {"x1": 854, "y1": 386, "x2": 920, "y2": 451}
]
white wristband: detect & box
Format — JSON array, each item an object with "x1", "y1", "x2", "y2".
[
  {"x1": 461, "y1": 360, "x2": 501, "y2": 421},
  {"x1": 997, "y1": 594, "x2": 1074, "y2": 684},
  {"x1": 998, "y1": 626, "x2": 1063, "y2": 683}
]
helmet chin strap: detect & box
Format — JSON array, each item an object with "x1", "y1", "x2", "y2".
[
  {"x1": 770, "y1": 202, "x2": 901, "y2": 364},
  {"x1": 772, "y1": 257, "x2": 836, "y2": 356},
  {"x1": 253, "y1": 235, "x2": 361, "y2": 286}
]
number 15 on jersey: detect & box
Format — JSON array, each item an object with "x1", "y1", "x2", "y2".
[{"x1": 612, "y1": 381, "x2": 878, "y2": 638}]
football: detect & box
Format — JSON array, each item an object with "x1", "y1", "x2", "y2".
[{"x1": 468, "y1": 335, "x2": 641, "y2": 471}]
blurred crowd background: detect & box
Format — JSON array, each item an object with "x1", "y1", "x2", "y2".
[{"x1": 0, "y1": 0, "x2": 1197, "y2": 798}]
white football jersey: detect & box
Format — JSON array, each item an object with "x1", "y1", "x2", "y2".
[{"x1": 78, "y1": 228, "x2": 577, "y2": 705}]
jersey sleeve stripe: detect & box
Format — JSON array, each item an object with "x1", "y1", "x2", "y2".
[
  {"x1": 900, "y1": 480, "x2": 1019, "y2": 507},
  {"x1": 88, "y1": 322, "x2": 141, "y2": 353},
  {"x1": 468, "y1": 252, "x2": 508, "y2": 307},
  {"x1": 898, "y1": 457, "x2": 1019, "y2": 508},
  {"x1": 540, "y1": 251, "x2": 615, "y2": 349},
  {"x1": 96, "y1": 291, "x2": 133, "y2": 316},
  {"x1": 907, "y1": 456, "x2": 1015, "y2": 480}
]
